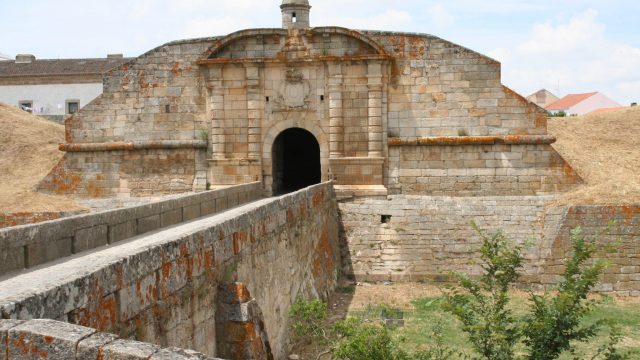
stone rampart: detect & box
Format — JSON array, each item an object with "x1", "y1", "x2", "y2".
[
  {"x1": 0, "y1": 319, "x2": 221, "y2": 359},
  {"x1": 542, "y1": 205, "x2": 640, "y2": 295},
  {"x1": 340, "y1": 196, "x2": 640, "y2": 295},
  {"x1": 0, "y1": 182, "x2": 262, "y2": 276},
  {"x1": 0, "y1": 182, "x2": 340, "y2": 359}
]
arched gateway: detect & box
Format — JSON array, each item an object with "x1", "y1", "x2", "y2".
[{"x1": 272, "y1": 128, "x2": 321, "y2": 195}]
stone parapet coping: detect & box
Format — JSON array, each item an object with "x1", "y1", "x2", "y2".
[
  {"x1": 0, "y1": 319, "x2": 222, "y2": 359},
  {"x1": 388, "y1": 135, "x2": 557, "y2": 146},
  {"x1": 197, "y1": 54, "x2": 392, "y2": 65},
  {"x1": 59, "y1": 140, "x2": 208, "y2": 152},
  {"x1": 0, "y1": 182, "x2": 262, "y2": 276}
]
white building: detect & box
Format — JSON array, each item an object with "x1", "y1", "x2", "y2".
[
  {"x1": 545, "y1": 92, "x2": 622, "y2": 116},
  {"x1": 0, "y1": 53, "x2": 131, "y2": 122}
]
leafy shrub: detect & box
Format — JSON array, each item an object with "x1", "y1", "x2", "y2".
[
  {"x1": 288, "y1": 298, "x2": 329, "y2": 340},
  {"x1": 334, "y1": 317, "x2": 409, "y2": 360},
  {"x1": 522, "y1": 227, "x2": 612, "y2": 360},
  {"x1": 443, "y1": 224, "x2": 628, "y2": 360},
  {"x1": 443, "y1": 224, "x2": 523, "y2": 360}
]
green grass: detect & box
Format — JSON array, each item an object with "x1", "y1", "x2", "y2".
[{"x1": 347, "y1": 294, "x2": 640, "y2": 359}]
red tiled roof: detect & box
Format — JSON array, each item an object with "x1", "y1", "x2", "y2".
[
  {"x1": 0, "y1": 57, "x2": 132, "y2": 77},
  {"x1": 545, "y1": 92, "x2": 597, "y2": 110},
  {"x1": 587, "y1": 106, "x2": 626, "y2": 115}
]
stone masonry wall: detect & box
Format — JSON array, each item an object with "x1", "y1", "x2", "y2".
[
  {"x1": 0, "y1": 182, "x2": 262, "y2": 276},
  {"x1": 0, "y1": 319, "x2": 221, "y2": 360},
  {"x1": 0, "y1": 182, "x2": 340, "y2": 359},
  {"x1": 365, "y1": 31, "x2": 547, "y2": 138},
  {"x1": 340, "y1": 196, "x2": 640, "y2": 295},
  {"x1": 39, "y1": 147, "x2": 207, "y2": 198},
  {"x1": 39, "y1": 37, "x2": 217, "y2": 197},
  {"x1": 542, "y1": 206, "x2": 640, "y2": 296},
  {"x1": 387, "y1": 143, "x2": 580, "y2": 196}
]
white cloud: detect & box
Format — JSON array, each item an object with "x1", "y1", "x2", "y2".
[
  {"x1": 495, "y1": 9, "x2": 640, "y2": 104},
  {"x1": 427, "y1": 4, "x2": 455, "y2": 27},
  {"x1": 319, "y1": 10, "x2": 413, "y2": 31},
  {"x1": 182, "y1": 17, "x2": 254, "y2": 38},
  {"x1": 518, "y1": 9, "x2": 604, "y2": 57}
]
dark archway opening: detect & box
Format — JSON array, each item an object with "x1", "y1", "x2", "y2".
[{"x1": 272, "y1": 128, "x2": 321, "y2": 195}]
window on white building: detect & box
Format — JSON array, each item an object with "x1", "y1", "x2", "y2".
[
  {"x1": 66, "y1": 100, "x2": 79, "y2": 115},
  {"x1": 19, "y1": 101, "x2": 33, "y2": 113}
]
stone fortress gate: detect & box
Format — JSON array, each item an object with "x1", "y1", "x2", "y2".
[
  {"x1": 3, "y1": 2, "x2": 640, "y2": 359},
  {"x1": 39, "y1": 0, "x2": 579, "y2": 200}
]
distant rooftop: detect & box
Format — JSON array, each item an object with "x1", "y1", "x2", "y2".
[
  {"x1": 0, "y1": 54, "x2": 132, "y2": 78},
  {"x1": 545, "y1": 92, "x2": 598, "y2": 110}
]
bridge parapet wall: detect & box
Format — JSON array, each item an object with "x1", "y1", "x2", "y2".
[
  {"x1": 0, "y1": 182, "x2": 340, "y2": 359},
  {"x1": 0, "y1": 182, "x2": 262, "y2": 277}
]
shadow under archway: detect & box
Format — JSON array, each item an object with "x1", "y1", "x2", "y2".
[{"x1": 272, "y1": 127, "x2": 321, "y2": 196}]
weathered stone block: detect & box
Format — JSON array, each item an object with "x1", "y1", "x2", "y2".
[
  {"x1": 74, "y1": 224, "x2": 109, "y2": 253},
  {"x1": 77, "y1": 331, "x2": 119, "y2": 360},
  {"x1": 100, "y1": 339, "x2": 160, "y2": 359},
  {"x1": 108, "y1": 220, "x2": 138, "y2": 244},
  {"x1": 138, "y1": 215, "x2": 161, "y2": 234},
  {"x1": 161, "y1": 209, "x2": 183, "y2": 227},
  {"x1": 183, "y1": 204, "x2": 201, "y2": 221},
  {"x1": 118, "y1": 272, "x2": 158, "y2": 321},
  {"x1": 0, "y1": 320, "x2": 25, "y2": 360},
  {"x1": 0, "y1": 246, "x2": 25, "y2": 275},
  {"x1": 26, "y1": 237, "x2": 72, "y2": 267},
  {"x1": 7, "y1": 319, "x2": 96, "y2": 359}
]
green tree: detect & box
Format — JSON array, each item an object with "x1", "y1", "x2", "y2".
[{"x1": 443, "y1": 224, "x2": 523, "y2": 360}]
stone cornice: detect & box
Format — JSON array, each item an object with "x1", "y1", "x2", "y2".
[
  {"x1": 388, "y1": 135, "x2": 557, "y2": 146},
  {"x1": 59, "y1": 140, "x2": 208, "y2": 152}
]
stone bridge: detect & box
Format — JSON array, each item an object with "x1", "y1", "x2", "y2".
[
  {"x1": 0, "y1": 182, "x2": 340, "y2": 359},
  {"x1": 1, "y1": 181, "x2": 640, "y2": 360}
]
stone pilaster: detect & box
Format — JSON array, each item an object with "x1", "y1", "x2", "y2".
[
  {"x1": 245, "y1": 65, "x2": 262, "y2": 161},
  {"x1": 367, "y1": 61, "x2": 383, "y2": 158},
  {"x1": 207, "y1": 67, "x2": 225, "y2": 160},
  {"x1": 328, "y1": 63, "x2": 343, "y2": 158}
]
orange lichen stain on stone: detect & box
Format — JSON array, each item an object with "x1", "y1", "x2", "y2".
[
  {"x1": 13, "y1": 332, "x2": 49, "y2": 359},
  {"x1": 43, "y1": 336, "x2": 54, "y2": 344},
  {"x1": 286, "y1": 208, "x2": 295, "y2": 224},
  {"x1": 171, "y1": 62, "x2": 182, "y2": 76},
  {"x1": 204, "y1": 248, "x2": 215, "y2": 270},
  {"x1": 534, "y1": 113, "x2": 548, "y2": 129},
  {"x1": 312, "y1": 190, "x2": 324, "y2": 207},
  {"x1": 41, "y1": 160, "x2": 82, "y2": 194},
  {"x1": 86, "y1": 180, "x2": 106, "y2": 198},
  {"x1": 233, "y1": 231, "x2": 248, "y2": 255},
  {"x1": 621, "y1": 206, "x2": 640, "y2": 221},
  {"x1": 407, "y1": 36, "x2": 426, "y2": 60},
  {"x1": 312, "y1": 227, "x2": 335, "y2": 289},
  {"x1": 229, "y1": 283, "x2": 252, "y2": 303},
  {"x1": 389, "y1": 35, "x2": 405, "y2": 56},
  {"x1": 74, "y1": 295, "x2": 118, "y2": 332},
  {"x1": 161, "y1": 261, "x2": 172, "y2": 280}
]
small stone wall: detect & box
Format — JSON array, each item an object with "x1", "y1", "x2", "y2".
[
  {"x1": 38, "y1": 147, "x2": 208, "y2": 198},
  {"x1": 340, "y1": 196, "x2": 640, "y2": 295},
  {"x1": 542, "y1": 206, "x2": 640, "y2": 296},
  {"x1": 0, "y1": 182, "x2": 262, "y2": 276},
  {"x1": 0, "y1": 182, "x2": 340, "y2": 359},
  {"x1": 0, "y1": 319, "x2": 221, "y2": 359}
]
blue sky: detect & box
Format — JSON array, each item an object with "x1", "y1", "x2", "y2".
[{"x1": 1, "y1": 0, "x2": 638, "y2": 104}]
